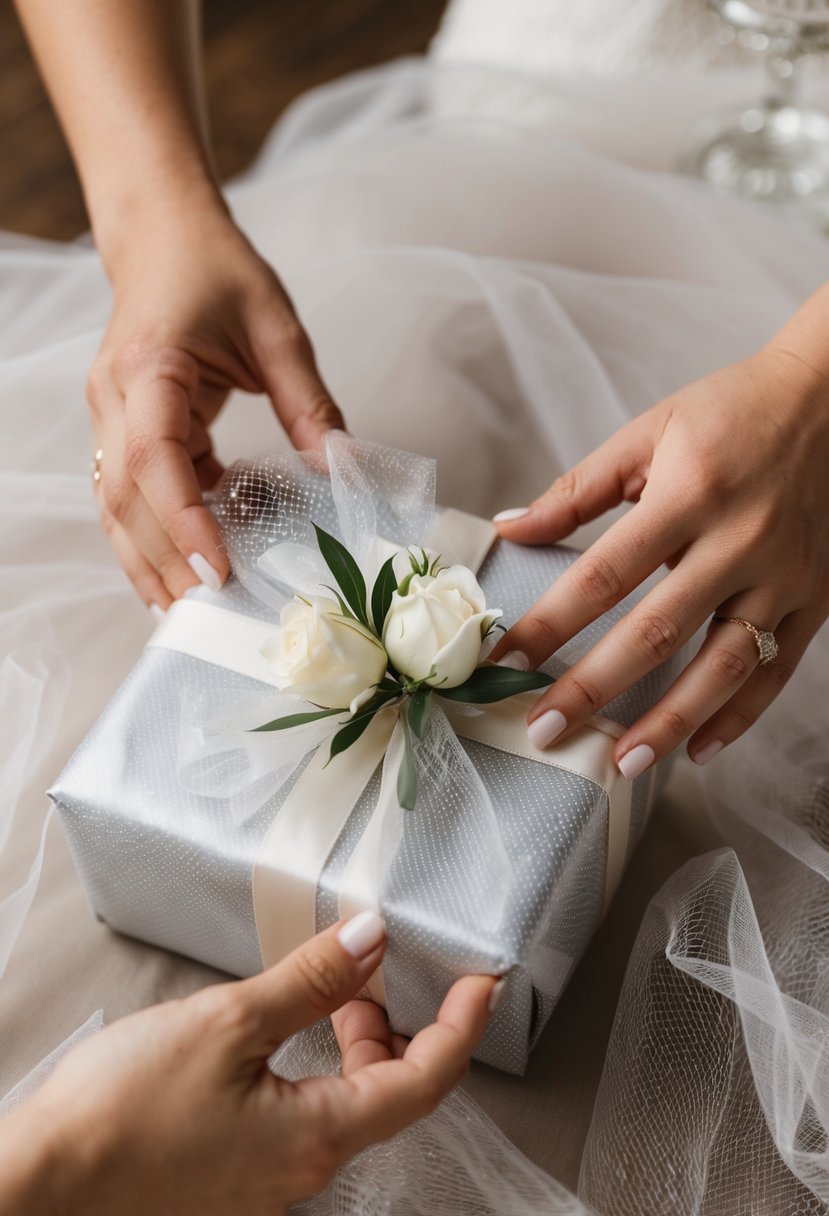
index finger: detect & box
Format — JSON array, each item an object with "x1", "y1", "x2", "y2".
[
  {"x1": 490, "y1": 505, "x2": 688, "y2": 669},
  {"x1": 293, "y1": 974, "x2": 496, "y2": 1158},
  {"x1": 123, "y1": 369, "x2": 228, "y2": 591}
]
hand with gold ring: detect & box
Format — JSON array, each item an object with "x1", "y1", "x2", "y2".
[
  {"x1": 16, "y1": 0, "x2": 344, "y2": 619},
  {"x1": 86, "y1": 211, "x2": 343, "y2": 617},
  {"x1": 490, "y1": 322, "x2": 829, "y2": 777}
]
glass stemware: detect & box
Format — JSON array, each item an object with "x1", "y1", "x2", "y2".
[{"x1": 680, "y1": 1, "x2": 829, "y2": 224}]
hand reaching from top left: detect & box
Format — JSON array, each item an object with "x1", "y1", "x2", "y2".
[
  {"x1": 88, "y1": 206, "x2": 343, "y2": 612},
  {"x1": 13, "y1": 0, "x2": 343, "y2": 613}
]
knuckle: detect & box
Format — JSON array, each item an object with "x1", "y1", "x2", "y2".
[
  {"x1": 565, "y1": 671, "x2": 604, "y2": 714},
  {"x1": 263, "y1": 318, "x2": 308, "y2": 359},
  {"x1": 629, "y1": 611, "x2": 682, "y2": 664},
  {"x1": 294, "y1": 948, "x2": 342, "y2": 1010},
  {"x1": 85, "y1": 362, "x2": 111, "y2": 416},
  {"x1": 117, "y1": 337, "x2": 198, "y2": 392},
  {"x1": 156, "y1": 550, "x2": 185, "y2": 583},
  {"x1": 306, "y1": 393, "x2": 342, "y2": 430},
  {"x1": 521, "y1": 610, "x2": 563, "y2": 656},
  {"x1": 156, "y1": 555, "x2": 197, "y2": 599},
  {"x1": 730, "y1": 704, "x2": 759, "y2": 733},
  {"x1": 189, "y1": 986, "x2": 256, "y2": 1040},
  {"x1": 124, "y1": 431, "x2": 157, "y2": 479},
  {"x1": 102, "y1": 477, "x2": 131, "y2": 522},
  {"x1": 552, "y1": 469, "x2": 580, "y2": 502},
  {"x1": 708, "y1": 645, "x2": 749, "y2": 685},
  {"x1": 572, "y1": 554, "x2": 623, "y2": 610},
  {"x1": 115, "y1": 333, "x2": 154, "y2": 379},
  {"x1": 659, "y1": 707, "x2": 690, "y2": 740}
]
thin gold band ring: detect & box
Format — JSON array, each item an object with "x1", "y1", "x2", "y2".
[{"x1": 713, "y1": 615, "x2": 779, "y2": 666}]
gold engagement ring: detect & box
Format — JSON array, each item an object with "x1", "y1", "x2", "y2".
[{"x1": 713, "y1": 616, "x2": 779, "y2": 666}]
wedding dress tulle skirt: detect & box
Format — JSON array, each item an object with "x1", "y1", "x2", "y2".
[{"x1": 2, "y1": 56, "x2": 829, "y2": 1214}]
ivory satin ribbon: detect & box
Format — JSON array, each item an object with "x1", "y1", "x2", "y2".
[{"x1": 147, "y1": 509, "x2": 632, "y2": 999}]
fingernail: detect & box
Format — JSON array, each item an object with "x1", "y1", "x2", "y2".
[
  {"x1": 527, "y1": 708, "x2": 567, "y2": 749},
  {"x1": 618, "y1": 743, "x2": 656, "y2": 781},
  {"x1": 338, "y1": 910, "x2": 386, "y2": 960},
  {"x1": 693, "y1": 739, "x2": 724, "y2": 766},
  {"x1": 499, "y1": 650, "x2": 529, "y2": 671},
  {"x1": 488, "y1": 977, "x2": 507, "y2": 1015},
  {"x1": 188, "y1": 552, "x2": 223, "y2": 593},
  {"x1": 493, "y1": 507, "x2": 529, "y2": 523},
  {"x1": 149, "y1": 603, "x2": 165, "y2": 624}
]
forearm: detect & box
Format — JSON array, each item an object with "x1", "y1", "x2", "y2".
[{"x1": 14, "y1": 0, "x2": 226, "y2": 273}]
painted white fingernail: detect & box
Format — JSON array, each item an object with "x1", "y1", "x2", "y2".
[
  {"x1": 528, "y1": 709, "x2": 567, "y2": 749},
  {"x1": 488, "y1": 977, "x2": 507, "y2": 1015},
  {"x1": 493, "y1": 507, "x2": 530, "y2": 523},
  {"x1": 618, "y1": 744, "x2": 656, "y2": 781},
  {"x1": 337, "y1": 910, "x2": 386, "y2": 960},
  {"x1": 149, "y1": 603, "x2": 165, "y2": 624},
  {"x1": 693, "y1": 739, "x2": 724, "y2": 766},
  {"x1": 499, "y1": 650, "x2": 530, "y2": 671},
  {"x1": 188, "y1": 552, "x2": 223, "y2": 593}
]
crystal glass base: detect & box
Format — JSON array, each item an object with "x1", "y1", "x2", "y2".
[{"x1": 680, "y1": 102, "x2": 829, "y2": 225}]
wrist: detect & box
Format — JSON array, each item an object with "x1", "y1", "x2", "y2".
[
  {"x1": 754, "y1": 341, "x2": 829, "y2": 427},
  {"x1": 90, "y1": 158, "x2": 230, "y2": 283},
  {"x1": 763, "y1": 280, "x2": 829, "y2": 402},
  {"x1": 0, "y1": 1086, "x2": 121, "y2": 1216},
  {"x1": 0, "y1": 1101, "x2": 70, "y2": 1215}
]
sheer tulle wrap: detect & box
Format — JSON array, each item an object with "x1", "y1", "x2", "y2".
[
  {"x1": 48, "y1": 433, "x2": 674, "y2": 1072},
  {"x1": 2, "y1": 53, "x2": 829, "y2": 1214}
]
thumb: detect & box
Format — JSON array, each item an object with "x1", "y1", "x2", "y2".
[
  {"x1": 237, "y1": 912, "x2": 386, "y2": 1055},
  {"x1": 493, "y1": 417, "x2": 650, "y2": 545}
]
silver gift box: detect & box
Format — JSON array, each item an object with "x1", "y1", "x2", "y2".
[{"x1": 50, "y1": 450, "x2": 680, "y2": 1074}]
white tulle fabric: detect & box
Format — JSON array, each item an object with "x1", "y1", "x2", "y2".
[{"x1": 2, "y1": 48, "x2": 829, "y2": 1214}]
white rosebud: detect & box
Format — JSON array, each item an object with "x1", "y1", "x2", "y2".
[
  {"x1": 383, "y1": 565, "x2": 501, "y2": 689},
  {"x1": 262, "y1": 597, "x2": 388, "y2": 712}
]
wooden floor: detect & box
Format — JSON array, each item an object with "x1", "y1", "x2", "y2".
[{"x1": 0, "y1": 0, "x2": 445, "y2": 241}]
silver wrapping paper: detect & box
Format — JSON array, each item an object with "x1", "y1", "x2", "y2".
[{"x1": 49, "y1": 450, "x2": 681, "y2": 1074}]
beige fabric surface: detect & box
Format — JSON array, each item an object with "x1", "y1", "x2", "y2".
[{"x1": 1, "y1": 50, "x2": 810, "y2": 1198}]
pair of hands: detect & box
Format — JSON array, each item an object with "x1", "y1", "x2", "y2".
[
  {"x1": 0, "y1": 915, "x2": 496, "y2": 1214},
  {"x1": 90, "y1": 207, "x2": 829, "y2": 772}
]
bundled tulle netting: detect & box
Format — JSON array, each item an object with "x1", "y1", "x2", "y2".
[
  {"x1": 278, "y1": 637, "x2": 829, "y2": 1214},
  {"x1": 2, "y1": 50, "x2": 829, "y2": 1216}
]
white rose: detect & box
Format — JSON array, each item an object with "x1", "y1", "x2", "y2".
[
  {"x1": 262, "y1": 597, "x2": 388, "y2": 712},
  {"x1": 383, "y1": 565, "x2": 501, "y2": 689}
]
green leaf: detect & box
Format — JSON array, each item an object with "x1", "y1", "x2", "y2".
[
  {"x1": 408, "y1": 688, "x2": 432, "y2": 740},
  {"x1": 328, "y1": 707, "x2": 378, "y2": 761},
  {"x1": 371, "y1": 555, "x2": 398, "y2": 635},
  {"x1": 326, "y1": 688, "x2": 400, "y2": 762},
  {"x1": 251, "y1": 707, "x2": 344, "y2": 732},
  {"x1": 397, "y1": 714, "x2": 417, "y2": 810},
  {"x1": 312, "y1": 523, "x2": 369, "y2": 628},
  {"x1": 397, "y1": 570, "x2": 415, "y2": 598},
  {"x1": 436, "y1": 666, "x2": 554, "y2": 704}
]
